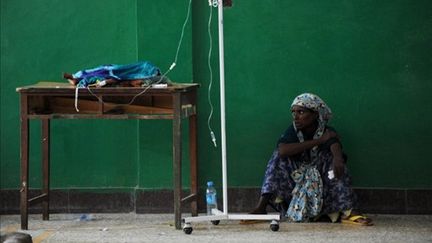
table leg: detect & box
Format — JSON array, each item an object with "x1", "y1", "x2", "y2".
[
  {"x1": 42, "y1": 119, "x2": 50, "y2": 220},
  {"x1": 173, "y1": 93, "x2": 182, "y2": 229},
  {"x1": 20, "y1": 95, "x2": 29, "y2": 230},
  {"x1": 189, "y1": 113, "x2": 198, "y2": 216}
]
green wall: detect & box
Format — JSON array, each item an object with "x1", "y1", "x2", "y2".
[
  {"x1": 135, "y1": 0, "x2": 194, "y2": 189},
  {"x1": 193, "y1": 0, "x2": 432, "y2": 188},
  {"x1": 1, "y1": 0, "x2": 431, "y2": 191},
  {"x1": 1, "y1": 0, "x2": 139, "y2": 189}
]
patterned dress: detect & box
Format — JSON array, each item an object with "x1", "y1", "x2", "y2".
[{"x1": 261, "y1": 124, "x2": 357, "y2": 221}]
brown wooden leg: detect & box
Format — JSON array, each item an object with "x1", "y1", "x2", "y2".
[
  {"x1": 20, "y1": 95, "x2": 29, "y2": 230},
  {"x1": 42, "y1": 119, "x2": 50, "y2": 220},
  {"x1": 173, "y1": 93, "x2": 182, "y2": 230},
  {"x1": 189, "y1": 113, "x2": 198, "y2": 216}
]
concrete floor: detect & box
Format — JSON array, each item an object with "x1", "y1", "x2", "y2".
[{"x1": 1, "y1": 213, "x2": 431, "y2": 243}]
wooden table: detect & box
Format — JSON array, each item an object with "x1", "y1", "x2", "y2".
[{"x1": 16, "y1": 82, "x2": 199, "y2": 230}]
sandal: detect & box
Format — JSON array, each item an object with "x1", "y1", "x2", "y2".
[{"x1": 341, "y1": 215, "x2": 373, "y2": 226}]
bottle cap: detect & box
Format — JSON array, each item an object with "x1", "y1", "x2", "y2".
[{"x1": 207, "y1": 181, "x2": 214, "y2": 187}]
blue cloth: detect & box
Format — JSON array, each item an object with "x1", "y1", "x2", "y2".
[
  {"x1": 72, "y1": 61, "x2": 160, "y2": 87},
  {"x1": 286, "y1": 165, "x2": 323, "y2": 222}
]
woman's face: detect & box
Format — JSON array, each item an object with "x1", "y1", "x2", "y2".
[{"x1": 291, "y1": 105, "x2": 318, "y2": 130}]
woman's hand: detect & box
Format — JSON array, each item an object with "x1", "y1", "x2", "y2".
[
  {"x1": 332, "y1": 156, "x2": 345, "y2": 179},
  {"x1": 329, "y1": 140, "x2": 345, "y2": 179},
  {"x1": 279, "y1": 138, "x2": 324, "y2": 157},
  {"x1": 279, "y1": 130, "x2": 340, "y2": 157},
  {"x1": 320, "y1": 130, "x2": 339, "y2": 143}
]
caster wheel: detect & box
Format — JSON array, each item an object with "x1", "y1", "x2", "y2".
[
  {"x1": 183, "y1": 223, "x2": 193, "y2": 234},
  {"x1": 211, "y1": 220, "x2": 220, "y2": 225},
  {"x1": 270, "y1": 220, "x2": 279, "y2": 232},
  {"x1": 183, "y1": 227, "x2": 193, "y2": 234}
]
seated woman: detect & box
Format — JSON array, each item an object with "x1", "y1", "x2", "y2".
[
  {"x1": 245, "y1": 93, "x2": 372, "y2": 226},
  {"x1": 63, "y1": 61, "x2": 166, "y2": 87}
]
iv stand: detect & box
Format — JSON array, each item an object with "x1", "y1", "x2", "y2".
[{"x1": 182, "y1": 0, "x2": 280, "y2": 234}]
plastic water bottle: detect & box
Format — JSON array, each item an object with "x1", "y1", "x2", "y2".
[{"x1": 206, "y1": 181, "x2": 217, "y2": 215}]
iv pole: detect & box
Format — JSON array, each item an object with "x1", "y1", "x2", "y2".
[{"x1": 182, "y1": 0, "x2": 280, "y2": 234}]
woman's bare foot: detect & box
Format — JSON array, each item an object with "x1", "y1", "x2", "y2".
[{"x1": 249, "y1": 207, "x2": 267, "y2": 214}]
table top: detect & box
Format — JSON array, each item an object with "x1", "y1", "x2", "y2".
[
  {"x1": 16, "y1": 82, "x2": 199, "y2": 94},
  {"x1": 17, "y1": 82, "x2": 199, "y2": 118}
]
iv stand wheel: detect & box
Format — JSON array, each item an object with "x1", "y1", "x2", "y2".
[
  {"x1": 270, "y1": 220, "x2": 279, "y2": 232},
  {"x1": 183, "y1": 223, "x2": 193, "y2": 234},
  {"x1": 211, "y1": 220, "x2": 220, "y2": 225}
]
